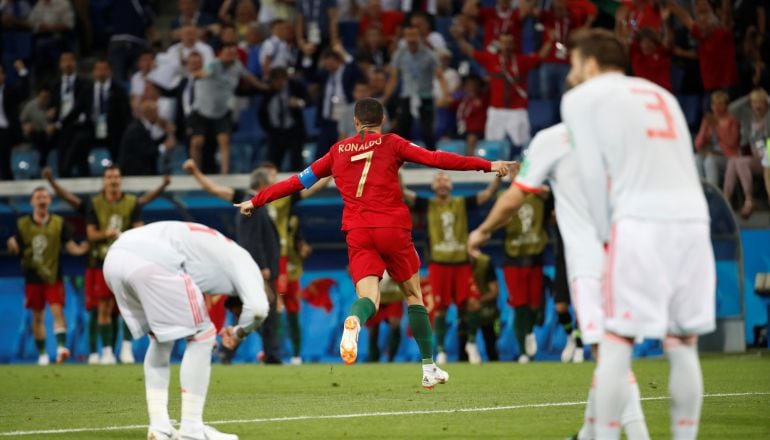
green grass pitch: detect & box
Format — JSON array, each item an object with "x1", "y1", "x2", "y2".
[{"x1": 1, "y1": 354, "x2": 769, "y2": 439}]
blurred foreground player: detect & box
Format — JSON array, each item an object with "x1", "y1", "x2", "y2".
[
  {"x1": 468, "y1": 122, "x2": 649, "y2": 439},
  {"x1": 236, "y1": 97, "x2": 514, "y2": 388},
  {"x1": 103, "y1": 221, "x2": 269, "y2": 440},
  {"x1": 562, "y1": 30, "x2": 715, "y2": 439},
  {"x1": 7, "y1": 187, "x2": 88, "y2": 365}
]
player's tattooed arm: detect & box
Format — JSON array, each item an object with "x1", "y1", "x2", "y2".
[
  {"x1": 42, "y1": 167, "x2": 83, "y2": 211},
  {"x1": 137, "y1": 175, "x2": 171, "y2": 207}
]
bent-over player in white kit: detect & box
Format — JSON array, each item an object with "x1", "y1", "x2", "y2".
[
  {"x1": 103, "y1": 221, "x2": 270, "y2": 440},
  {"x1": 468, "y1": 123, "x2": 649, "y2": 439},
  {"x1": 561, "y1": 30, "x2": 715, "y2": 440}
]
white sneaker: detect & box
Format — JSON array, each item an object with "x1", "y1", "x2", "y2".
[
  {"x1": 435, "y1": 351, "x2": 447, "y2": 365},
  {"x1": 561, "y1": 332, "x2": 577, "y2": 363},
  {"x1": 572, "y1": 347, "x2": 584, "y2": 363},
  {"x1": 38, "y1": 353, "x2": 50, "y2": 366},
  {"x1": 517, "y1": 354, "x2": 530, "y2": 364},
  {"x1": 88, "y1": 352, "x2": 100, "y2": 365},
  {"x1": 289, "y1": 356, "x2": 302, "y2": 365},
  {"x1": 120, "y1": 341, "x2": 135, "y2": 364},
  {"x1": 525, "y1": 333, "x2": 538, "y2": 358},
  {"x1": 465, "y1": 342, "x2": 482, "y2": 365},
  {"x1": 339, "y1": 316, "x2": 360, "y2": 365},
  {"x1": 100, "y1": 347, "x2": 117, "y2": 365},
  {"x1": 147, "y1": 426, "x2": 179, "y2": 440},
  {"x1": 422, "y1": 363, "x2": 449, "y2": 389},
  {"x1": 180, "y1": 425, "x2": 238, "y2": 440},
  {"x1": 56, "y1": 346, "x2": 70, "y2": 364}
]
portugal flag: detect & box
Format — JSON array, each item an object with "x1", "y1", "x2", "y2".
[{"x1": 301, "y1": 278, "x2": 336, "y2": 312}]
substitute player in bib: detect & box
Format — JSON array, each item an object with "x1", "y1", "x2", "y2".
[
  {"x1": 236, "y1": 98, "x2": 513, "y2": 388},
  {"x1": 103, "y1": 221, "x2": 269, "y2": 440},
  {"x1": 403, "y1": 172, "x2": 501, "y2": 365},
  {"x1": 468, "y1": 122, "x2": 649, "y2": 439},
  {"x1": 7, "y1": 187, "x2": 89, "y2": 365},
  {"x1": 562, "y1": 30, "x2": 715, "y2": 440}
]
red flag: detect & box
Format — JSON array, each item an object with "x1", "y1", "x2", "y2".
[{"x1": 301, "y1": 278, "x2": 336, "y2": 312}]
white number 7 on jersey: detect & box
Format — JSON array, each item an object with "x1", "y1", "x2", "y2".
[{"x1": 350, "y1": 151, "x2": 373, "y2": 197}]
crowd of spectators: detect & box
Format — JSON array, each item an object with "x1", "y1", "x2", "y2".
[{"x1": 1, "y1": 0, "x2": 769, "y2": 216}]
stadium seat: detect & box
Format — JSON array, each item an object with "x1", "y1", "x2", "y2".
[
  {"x1": 88, "y1": 148, "x2": 113, "y2": 176},
  {"x1": 436, "y1": 139, "x2": 466, "y2": 155},
  {"x1": 10, "y1": 147, "x2": 40, "y2": 180},
  {"x1": 303, "y1": 106, "x2": 320, "y2": 139},
  {"x1": 46, "y1": 150, "x2": 59, "y2": 177},
  {"x1": 231, "y1": 96, "x2": 263, "y2": 146},
  {"x1": 474, "y1": 139, "x2": 511, "y2": 161},
  {"x1": 302, "y1": 143, "x2": 317, "y2": 168},
  {"x1": 229, "y1": 143, "x2": 253, "y2": 174},
  {"x1": 528, "y1": 99, "x2": 557, "y2": 134}
]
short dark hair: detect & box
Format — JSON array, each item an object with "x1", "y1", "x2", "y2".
[
  {"x1": 32, "y1": 186, "x2": 49, "y2": 195},
  {"x1": 103, "y1": 165, "x2": 121, "y2": 175},
  {"x1": 571, "y1": 29, "x2": 628, "y2": 72},
  {"x1": 354, "y1": 98, "x2": 384, "y2": 127}
]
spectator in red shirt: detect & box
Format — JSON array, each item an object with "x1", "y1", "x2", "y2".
[
  {"x1": 437, "y1": 74, "x2": 489, "y2": 155},
  {"x1": 359, "y1": 0, "x2": 404, "y2": 43},
  {"x1": 537, "y1": 0, "x2": 576, "y2": 99},
  {"x1": 566, "y1": 0, "x2": 598, "y2": 28},
  {"x1": 616, "y1": 0, "x2": 664, "y2": 43},
  {"x1": 462, "y1": 0, "x2": 519, "y2": 51},
  {"x1": 630, "y1": 28, "x2": 673, "y2": 91},
  {"x1": 452, "y1": 24, "x2": 540, "y2": 148},
  {"x1": 670, "y1": 0, "x2": 739, "y2": 95}
]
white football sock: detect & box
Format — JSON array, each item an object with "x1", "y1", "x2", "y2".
[
  {"x1": 577, "y1": 376, "x2": 596, "y2": 440},
  {"x1": 180, "y1": 326, "x2": 216, "y2": 435},
  {"x1": 144, "y1": 338, "x2": 174, "y2": 431},
  {"x1": 622, "y1": 372, "x2": 650, "y2": 440},
  {"x1": 594, "y1": 334, "x2": 633, "y2": 439},
  {"x1": 666, "y1": 336, "x2": 703, "y2": 440}
]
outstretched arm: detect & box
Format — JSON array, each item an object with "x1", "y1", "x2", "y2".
[
  {"x1": 137, "y1": 175, "x2": 171, "y2": 207},
  {"x1": 64, "y1": 240, "x2": 89, "y2": 256},
  {"x1": 475, "y1": 176, "x2": 502, "y2": 205},
  {"x1": 235, "y1": 154, "x2": 333, "y2": 215},
  {"x1": 42, "y1": 167, "x2": 82, "y2": 211},
  {"x1": 299, "y1": 176, "x2": 332, "y2": 199},
  {"x1": 467, "y1": 184, "x2": 526, "y2": 258},
  {"x1": 396, "y1": 139, "x2": 512, "y2": 176},
  {"x1": 183, "y1": 159, "x2": 235, "y2": 201}
]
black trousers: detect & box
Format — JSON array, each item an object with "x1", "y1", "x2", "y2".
[
  {"x1": 0, "y1": 128, "x2": 13, "y2": 180},
  {"x1": 315, "y1": 118, "x2": 338, "y2": 160},
  {"x1": 267, "y1": 129, "x2": 304, "y2": 171},
  {"x1": 395, "y1": 97, "x2": 435, "y2": 150}
]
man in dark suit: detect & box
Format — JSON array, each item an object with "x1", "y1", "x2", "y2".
[
  {"x1": 258, "y1": 67, "x2": 309, "y2": 171},
  {"x1": 48, "y1": 52, "x2": 90, "y2": 177},
  {"x1": 62, "y1": 59, "x2": 131, "y2": 177},
  {"x1": 0, "y1": 60, "x2": 31, "y2": 180},
  {"x1": 313, "y1": 47, "x2": 364, "y2": 159},
  {"x1": 119, "y1": 99, "x2": 176, "y2": 175}
]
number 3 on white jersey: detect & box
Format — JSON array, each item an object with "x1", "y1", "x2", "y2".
[{"x1": 351, "y1": 151, "x2": 373, "y2": 197}]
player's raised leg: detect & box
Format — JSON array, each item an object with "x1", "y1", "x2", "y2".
[{"x1": 341, "y1": 275, "x2": 379, "y2": 365}]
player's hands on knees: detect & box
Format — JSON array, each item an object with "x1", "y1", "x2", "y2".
[
  {"x1": 490, "y1": 160, "x2": 519, "y2": 178},
  {"x1": 234, "y1": 200, "x2": 255, "y2": 217},
  {"x1": 467, "y1": 228, "x2": 491, "y2": 259},
  {"x1": 219, "y1": 326, "x2": 240, "y2": 350}
]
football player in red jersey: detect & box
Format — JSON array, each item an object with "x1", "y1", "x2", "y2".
[{"x1": 236, "y1": 98, "x2": 513, "y2": 388}]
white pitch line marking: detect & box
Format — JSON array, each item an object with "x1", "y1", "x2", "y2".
[{"x1": 1, "y1": 392, "x2": 768, "y2": 437}]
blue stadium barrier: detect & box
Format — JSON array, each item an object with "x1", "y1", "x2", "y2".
[
  {"x1": 87, "y1": 148, "x2": 113, "y2": 176},
  {"x1": 436, "y1": 139, "x2": 466, "y2": 155},
  {"x1": 475, "y1": 139, "x2": 511, "y2": 161},
  {"x1": 10, "y1": 148, "x2": 40, "y2": 180}
]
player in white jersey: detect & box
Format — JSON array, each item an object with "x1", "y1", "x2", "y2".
[
  {"x1": 468, "y1": 123, "x2": 648, "y2": 440},
  {"x1": 103, "y1": 221, "x2": 270, "y2": 440},
  {"x1": 560, "y1": 29, "x2": 715, "y2": 440}
]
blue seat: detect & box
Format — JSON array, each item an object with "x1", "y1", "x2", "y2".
[
  {"x1": 231, "y1": 97, "x2": 263, "y2": 145},
  {"x1": 11, "y1": 148, "x2": 40, "y2": 180},
  {"x1": 88, "y1": 148, "x2": 112, "y2": 176},
  {"x1": 46, "y1": 150, "x2": 59, "y2": 177},
  {"x1": 302, "y1": 143, "x2": 317, "y2": 168},
  {"x1": 528, "y1": 99, "x2": 557, "y2": 134},
  {"x1": 303, "y1": 106, "x2": 320, "y2": 139},
  {"x1": 475, "y1": 140, "x2": 511, "y2": 161},
  {"x1": 436, "y1": 139, "x2": 466, "y2": 155},
  {"x1": 229, "y1": 143, "x2": 253, "y2": 174}
]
